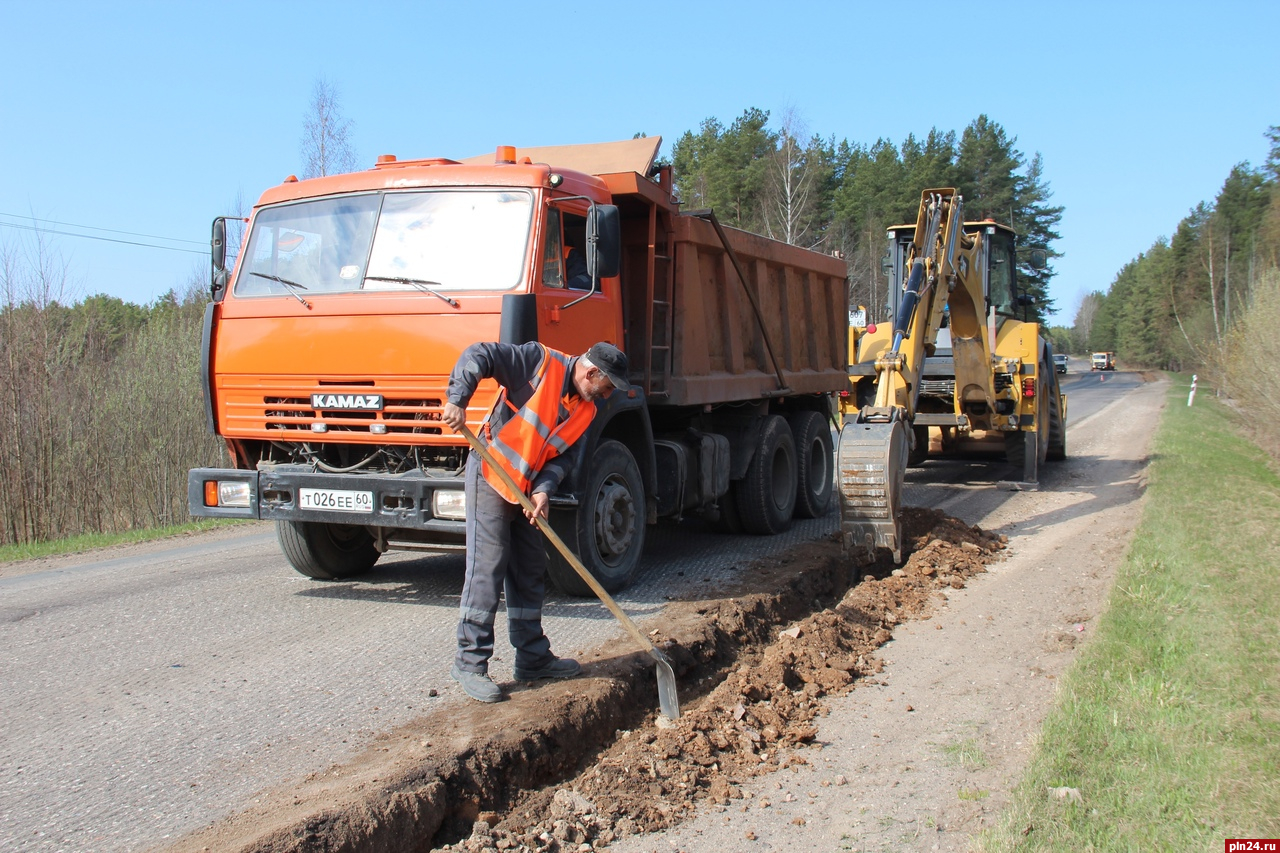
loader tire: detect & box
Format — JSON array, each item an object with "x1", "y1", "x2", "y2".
[
  {"x1": 787, "y1": 410, "x2": 834, "y2": 519},
  {"x1": 1047, "y1": 384, "x2": 1067, "y2": 461},
  {"x1": 1004, "y1": 378, "x2": 1049, "y2": 480},
  {"x1": 276, "y1": 520, "x2": 379, "y2": 580},
  {"x1": 907, "y1": 424, "x2": 930, "y2": 467},
  {"x1": 737, "y1": 415, "x2": 797, "y2": 535},
  {"x1": 545, "y1": 440, "x2": 645, "y2": 596}
]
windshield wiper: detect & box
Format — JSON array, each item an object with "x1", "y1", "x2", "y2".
[
  {"x1": 364, "y1": 276, "x2": 459, "y2": 308},
  {"x1": 250, "y1": 271, "x2": 311, "y2": 307}
]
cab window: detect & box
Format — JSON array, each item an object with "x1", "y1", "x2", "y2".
[
  {"x1": 563, "y1": 212, "x2": 591, "y2": 290},
  {"x1": 541, "y1": 211, "x2": 565, "y2": 289},
  {"x1": 987, "y1": 230, "x2": 1016, "y2": 316}
]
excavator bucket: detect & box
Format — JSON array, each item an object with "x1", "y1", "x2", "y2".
[{"x1": 837, "y1": 418, "x2": 909, "y2": 563}]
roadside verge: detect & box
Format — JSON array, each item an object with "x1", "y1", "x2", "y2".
[{"x1": 979, "y1": 377, "x2": 1280, "y2": 849}]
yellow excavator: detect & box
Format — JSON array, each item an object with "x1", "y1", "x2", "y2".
[{"x1": 838, "y1": 189, "x2": 1067, "y2": 561}]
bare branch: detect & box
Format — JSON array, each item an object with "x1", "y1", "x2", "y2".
[{"x1": 301, "y1": 79, "x2": 358, "y2": 179}]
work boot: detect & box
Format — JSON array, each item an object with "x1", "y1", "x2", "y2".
[
  {"x1": 451, "y1": 664, "x2": 503, "y2": 703},
  {"x1": 513, "y1": 656, "x2": 582, "y2": 681}
]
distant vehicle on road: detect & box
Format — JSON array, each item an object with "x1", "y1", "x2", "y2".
[
  {"x1": 1053, "y1": 353, "x2": 1069, "y2": 374},
  {"x1": 1091, "y1": 351, "x2": 1117, "y2": 371}
]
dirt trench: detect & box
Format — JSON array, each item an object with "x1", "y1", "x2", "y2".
[{"x1": 165, "y1": 508, "x2": 1004, "y2": 853}]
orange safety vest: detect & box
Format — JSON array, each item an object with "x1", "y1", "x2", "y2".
[{"x1": 481, "y1": 345, "x2": 596, "y2": 503}]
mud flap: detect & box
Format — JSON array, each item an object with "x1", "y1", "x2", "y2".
[{"x1": 837, "y1": 417, "x2": 909, "y2": 563}]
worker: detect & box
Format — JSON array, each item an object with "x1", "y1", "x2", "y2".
[
  {"x1": 440, "y1": 340, "x2": 630, "y2": 703},
  {"x1": 564, "y1": 245, "x2": 591, "y2": 291}
]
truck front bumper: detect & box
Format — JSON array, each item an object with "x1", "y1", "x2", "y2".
[{"x1": 187, "y1": 466, "x2": 467, "y2": 537}]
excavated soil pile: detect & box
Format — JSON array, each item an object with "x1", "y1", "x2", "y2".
[
  {"x1": 442, "y1": 508, "x2": 1003, "y2": 853},
  {"x1": 166, "y1": 509, "x2": 1003, "y2": 853}
]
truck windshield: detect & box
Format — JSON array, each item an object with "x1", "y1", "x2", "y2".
[{"x1": 233, "y1": 189, "x2": 534, "y2": 297}]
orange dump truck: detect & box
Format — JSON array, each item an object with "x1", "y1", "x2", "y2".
[{"x1": 188, "y1": 138, "x2": 848, "y2": 594}]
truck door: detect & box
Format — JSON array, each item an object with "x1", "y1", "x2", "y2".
[{"x1": 538, "y1": 206, "x2": 621, "y2": 354}]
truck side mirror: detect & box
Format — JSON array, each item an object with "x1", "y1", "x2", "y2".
[
  {"x1": 211, "y1": 217, "x2": 228, "y2": 299},
  {"x1": 1028, "y1": 248, "x2": 1047, "y2": 270},
  {"x1": 586, "y1": 204, "x2": 621, "y2": 280}
]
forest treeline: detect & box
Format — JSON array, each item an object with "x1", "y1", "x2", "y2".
[
  {"x1": 1076, "y1": 128, "x2": 1280, "y2": 369},
  {"x1": 1074, "y1": 124, "x2": 1280, "y2": 453},
  {"x1": 0, "y1": 240, "x2": 223, "y2": 545},
  {"x1": 670, "y1": 109, "x2": 1063, "y2": 324}
]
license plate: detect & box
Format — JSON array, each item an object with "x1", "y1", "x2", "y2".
[{"x1": 298, "y1": 488, "x2": 373, "y2": 513}]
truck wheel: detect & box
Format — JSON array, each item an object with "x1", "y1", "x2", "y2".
[
  {"x1": 545, "y1": 439, "x2": 646, "y2": 596},
  {"x1": 737, "y1": 415, "x2": 797, "y2": 535},
  {"x1": 788, "y1": 410, "x2": 834, "y2": 519},
  {"x1": 276, "y1": 520, "x2": 379, "y2": 580}
]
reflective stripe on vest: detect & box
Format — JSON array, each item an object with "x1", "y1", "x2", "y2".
[{"x1": 481, "y1": 345, "x2": 595, "y2": 503}]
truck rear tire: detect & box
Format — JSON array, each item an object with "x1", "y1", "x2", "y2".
[
  {"x1": 737, "y1": 415, "x2": 797, "y2": 535},
  {"x1": 545, "y1": 439, "x2": 646, "y2": 596},
  {"x1": 276, "y1": 520, "x2": 379, "y2": 580},
  {"x1": 788, "y1": 410, "x2": 833, "y2": 519}
]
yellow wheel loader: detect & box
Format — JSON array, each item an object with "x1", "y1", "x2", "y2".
[{"x1": 838, "y1": 189, "x2": 1067, "y2": 561}]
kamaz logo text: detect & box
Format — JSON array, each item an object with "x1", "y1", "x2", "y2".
[{"x1": 311, "y1": 394, "x2": 384, "y2": 411}]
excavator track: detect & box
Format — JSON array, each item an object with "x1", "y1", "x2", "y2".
[{"x1": 837, "y1": 418, "x2": 908, "y2": 563}]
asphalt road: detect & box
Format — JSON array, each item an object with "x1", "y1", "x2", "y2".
[{"x1": 0, "y1": 363, "x2": 1138, "y2": 852}]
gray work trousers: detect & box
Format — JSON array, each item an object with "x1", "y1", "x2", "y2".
[{"x1": 455, "y1": 453, "x2": 554, "y2": 673}]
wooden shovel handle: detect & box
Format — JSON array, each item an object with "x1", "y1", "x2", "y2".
[{"x1": 456, "y1": 425, "x2": 661, "y2": 658}]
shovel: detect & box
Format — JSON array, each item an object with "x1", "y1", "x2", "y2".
[{"x1": 457, "y1": 425, "x2": 681, "y2": 720}]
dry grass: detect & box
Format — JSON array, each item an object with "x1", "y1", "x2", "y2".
[{"x1": 1218, "y1": 268, "x2": 1280, "y2": 463}]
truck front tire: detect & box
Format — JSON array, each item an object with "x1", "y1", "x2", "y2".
[
  {"x1": 546, "y1": 439, "x2": 646, "y2": 596},
  {"x1": 737, "y1": 415, "x2": 797, "y2": 535},
  {"x1": 276, "y1": 520, "x2": 380, "y2": 580}
]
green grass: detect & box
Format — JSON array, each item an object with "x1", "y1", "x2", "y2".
[
  {"x1": 941, "y1": 737, "x2": 990, "y2": 771},
  {"x1": 0, "y1": 518, "x2": 256, "y2": 564},
  {"x1": 978, "y1": 376, "x2": 1280, "y2": 851}
]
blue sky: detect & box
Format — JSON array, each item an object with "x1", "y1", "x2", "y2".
[{"x1": 2, "y1": 0, "x2": 1276, "y2": 323}]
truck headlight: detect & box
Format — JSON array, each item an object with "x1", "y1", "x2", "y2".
[
  {"x1": 205, "y1": 480, "x2": 251, "y2": 508},
  {"x1": 432, "y1": 490, "x2": 466, "y2": 520}
]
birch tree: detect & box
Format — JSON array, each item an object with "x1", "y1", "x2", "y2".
[{"x1": 301, "y1": 78, "x2": 358, "y2": 179}]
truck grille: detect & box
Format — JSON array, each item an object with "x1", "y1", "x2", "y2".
[
  {"x1": 221, "y1": 379, "x2": 451, "y2": 439},
  {"x1": 260, "y1": 396, "x2": 444, "y2": 434}
]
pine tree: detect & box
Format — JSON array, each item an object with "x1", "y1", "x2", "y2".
[
  {"x1": 1014, "y1": 152, "x2": 1064, "y2": 322},
  {"x1": 955, "y1": 115, "x2": 1021, "y2": 223}
]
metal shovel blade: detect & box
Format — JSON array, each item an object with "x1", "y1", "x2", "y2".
[{"x1": 650, "y1": 649, "x2": 681, "y2": 721}]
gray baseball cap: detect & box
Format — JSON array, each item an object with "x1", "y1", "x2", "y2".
[{"x1": 585, "y1": 342, "x2": 630, "y2": 390}]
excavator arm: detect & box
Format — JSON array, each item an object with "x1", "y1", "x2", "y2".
[{"x1": 838, "y1": 190, "x2": 990, "y2": 561}]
